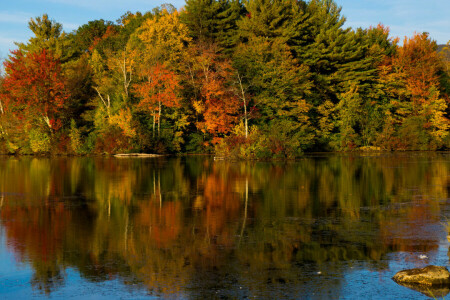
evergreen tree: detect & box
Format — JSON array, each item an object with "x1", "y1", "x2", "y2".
[
  {"x1": 215, "y1": 0, "x2": 246, "y2": 53},
  {"x1": 181, "y1": 0, "x2": 223, "y2": 42},
  {"x1": 181, "y1": 0, "x2": 244, "y2": 53},
  {"x1": 238, "y1": 0, "x2": 308, "y2": 43},
  {"x1": 15, "y1": 14, "x2": 71, "y2": 62},
  {"x1": 234, "y1": 36, "x2": 314, "y2": 154}
]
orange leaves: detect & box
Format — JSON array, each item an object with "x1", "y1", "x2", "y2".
[
  {"x1": 394, "y1": 33, "x2": 442, "y2": 105},
  {"x1": 186, "y1": 44, "x2": 239, "y2": 137},
  {"x1": 379, "y1": 32, "x2": 445, "y2": 111},
  {"x1": 133, "y1": 63, "x2": 181, "y2": 137},
  {"x1": 377, "y1": 32, "x2": 449, "y2": 148},
  {"x1": 134, "y1": 63, "x2": 181, "y2": 113}
]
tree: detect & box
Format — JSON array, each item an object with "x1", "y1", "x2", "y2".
[
  {"x1": 0, "y1": 69, "x2": 4, "y2": 115},
  {"x1": 2, "y1": 49, "x2": 68, "y2": 132},
  {"x1": 185, "y1": 44, "x2": 240, "y2": 142},
  {"x1": 137, "y1": 9, "x2": 191, "y2": 66},
  {"x1": 181, "y1": 0, "x2": 244, "y2": 53},
  {"x1": 181, "y1": 0, "x2": 222, "y2": 42},
  {"x1": 237, "y1": 0, "x2": 308, "y2": 45},
  {"x1": 63, "y1": 56, "x2": 94, "y2": 128},
  {"x1": 324, "y1": 25, "x2": 397, "y2": 149},
  {"x1": 68, "y1": 19, "x2": 114, "y2": 56},
  {"x1": 0, "y1": 70, "x2": 5, "y2": 140},
  {"x1": 89, "y1": 49, "x2": 113, "y2": 119},
  {"x1": 133, "y1": 64, "x2": 181, "y2": 137},
  {"x1": 397, "y1": 33, "x2": 443, "y2": 110},
  {"x1": 233, "y1": 37, "x2": 314, "y2": 154},
  {"x1": 234, "y1": 70, "x2": 250, "y2": 138},
  {"x1": 16, "y1": 14, "x2": 71, "y2": 62},
  {"x1": 215, "y1": 0, "x2": 245, "y2": 53},
  {"x1": 378, "y1": 32, "x2": 449, "y2": 149},
  {"x1": 105, "y1": 46, "x2": 134, "y2": 99}
]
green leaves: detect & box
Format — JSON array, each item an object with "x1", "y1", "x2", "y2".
[
  {"x1": 1, "y1": 2, "x2": 448, "y2": 155},
  {"x1": 181, "y1": 0, "x2": 244, "y2": 53}
]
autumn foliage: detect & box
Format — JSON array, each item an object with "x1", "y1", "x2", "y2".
[
  {"x1": 187, "y1": 44, "x2": 240, "y2": 140},
  {"x1": 0, "y1": 2, "x2": 449, "y2": 155},
  {"x1": 3, "y1": 49, "x2": 68, "y2": 131},
  {"x1": 134, "y1": 63, "x2": 181, "y2": 136}
]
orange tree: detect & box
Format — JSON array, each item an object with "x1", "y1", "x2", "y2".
[
  {"x1": 133, "y1": 63, "x2": 181, "y2": 138},
  {"x1": 379, "y1": 33, "x2": 449, "y2": 149},
  {"x1": 3, "y1": 49, "x2": 68, "y2": 133},
  {"x1": 185, "y1": 43, "x2": 240, "y2": 145}
]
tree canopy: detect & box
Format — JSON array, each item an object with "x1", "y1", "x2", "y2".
[{"x1": 0, "y1": 1, "x2": 449, "y2": 156}]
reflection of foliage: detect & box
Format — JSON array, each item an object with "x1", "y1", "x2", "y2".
[
  {"x1": 0, "y1": 155, "x2": 448, "y2": 296},
  {"x1": 31, "y1": 261, "x2": 64, "y2": 295}
]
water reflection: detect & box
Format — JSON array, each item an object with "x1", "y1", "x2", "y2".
[{"x1": 0, "y1": 153, "x2": 449, "y2": 298}]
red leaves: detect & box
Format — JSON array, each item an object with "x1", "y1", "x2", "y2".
[{"x1": 2, "y1": 49, "x2": 68, "y2": 130}]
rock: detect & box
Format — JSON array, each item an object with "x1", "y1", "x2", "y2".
[{"x1": 392, "y1": 265, "x2": 450, "y2": 286}]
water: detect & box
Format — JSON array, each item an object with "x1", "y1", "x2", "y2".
[{"x1": 1, "y1": 153, "x2": 450, "y2": 299}]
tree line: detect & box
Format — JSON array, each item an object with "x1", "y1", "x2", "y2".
[{"x1": 0, "y1": 0, "x2": 449, "y2": 158}]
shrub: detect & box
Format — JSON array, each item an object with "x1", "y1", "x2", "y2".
[{"x1": 29, "y1": 129, "x2": 51, "y2": 154}]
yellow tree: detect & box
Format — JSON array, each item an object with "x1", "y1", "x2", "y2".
[
  {"x1": 105, "y1": 46, "x2": 134, "y2": 99},
  {"x1": 132, "y1": 9, "x2": 191, "y2": 143},
  {"x1": 137, "y1": 10, "x2": 191, "y2": 66}
]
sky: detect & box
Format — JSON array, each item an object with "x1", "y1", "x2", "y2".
[{"x1": 0, "y1": 0, "x2": 449, "y2": 62}]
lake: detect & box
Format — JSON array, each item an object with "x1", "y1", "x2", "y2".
[{"x1": 1, "y1": 153, "x2": 450, "y2": 299}]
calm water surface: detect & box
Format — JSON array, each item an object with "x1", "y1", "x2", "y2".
[{"x1": 1, "y1": 153, "x2": 450, "y2": 299}]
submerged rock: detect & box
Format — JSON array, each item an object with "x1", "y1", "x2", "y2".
[{"x1": 392, "y1": 265, "x2": 450, "y2": 286}]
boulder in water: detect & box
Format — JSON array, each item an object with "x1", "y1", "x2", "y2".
[{"x1": 392, "y1": 265, "x2": 450, "y2": 286}]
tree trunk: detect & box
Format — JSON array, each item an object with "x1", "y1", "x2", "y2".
[
  {"x1": 94, "y1": 87, "x2": 111, "y2": 119},
  {"x1": 237, "y1": 71, "x2": 248, "y2": 138},
  {"x1": 43, "y1": 114, "x2": 54, "y2": 134},
  {"x1": 0, "y1": 99, "x2": 5, "y2": 136},
  {"x1": 121, "y1": 51, "x2": 132, "y2": 98},
  {"x1": 158, "y1": 100, "x2": 162, "y2": 137},
  {"x1": 152, "y1": 110, "x2": 156, "y2": 138}
]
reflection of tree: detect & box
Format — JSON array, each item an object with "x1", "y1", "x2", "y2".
[
  {"x1": 0, "y1": 202, "x2": 70, "y2": 294},
  {"x1": 0, "y1": 154, "x2": 449, "y2": 297}
]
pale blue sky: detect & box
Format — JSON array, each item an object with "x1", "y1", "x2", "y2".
[{"x1": 0, "y1": 0, "x2": 449, "y2": 61}]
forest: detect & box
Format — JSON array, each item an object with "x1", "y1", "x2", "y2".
[{"x1": 0, "y1": 0, "x2": 449, "y2": 158}]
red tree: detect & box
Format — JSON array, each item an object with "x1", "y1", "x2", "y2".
[
  {"x1": 134, "y1": 63, "x2": 181, "y2": 137},
  {"x1": 2, "y1": 49, "x2": 68, "y2": 131}
]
